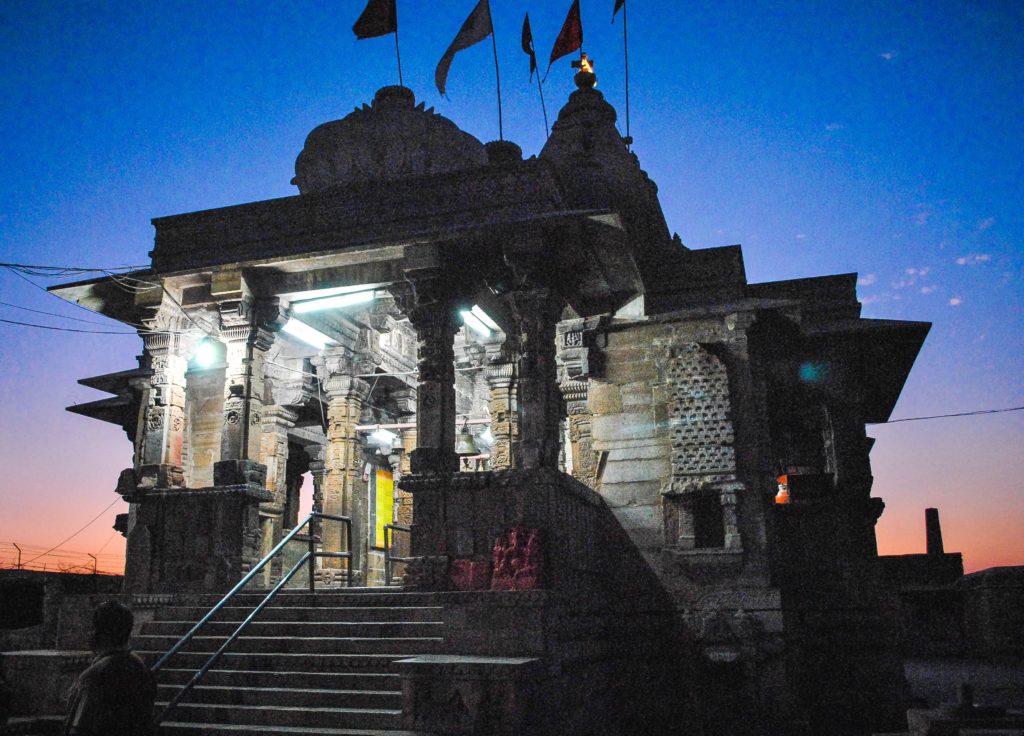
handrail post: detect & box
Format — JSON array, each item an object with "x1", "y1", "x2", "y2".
[
  {"x1": 346, "y1": 517, "x2": 353, "y2": 589},
  {"x1": 308, "y1": 527, "x2": 316, "y2": 593},
  {"x1": 384, "y1": 525, "x2": 391, "y2": 587}
]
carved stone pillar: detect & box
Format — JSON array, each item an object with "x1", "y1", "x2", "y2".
[
  {"x1": 317, "y1": 353, "x2": 370, "y2": 574},
  {"x1": 503, "y1": 288, "x2": 564, "y2": 469},
  {"x1": 393, "y1": 388, "x2": 417, "y2": 531},
  {"x1": 485, "y1": 362, "x2": 518, "y2": 470},
  {"x1": 306, "y1": 445, "x2": 326, "y2": 529},
  {"x1": 137, "y1": 322, "x2": 194, "y2": 488},
  {"x1": 561, "y1": 379, "x2": 598, "y2": 487},
  {"x1": 259, "y1": 406, "x2": 298, "y2": 582},
  {"x1": 213, "y1": 301, "x2": 278, "y2": 487},
  {"x1": 392, "y1": 276, "x2": 460, "y2": 474}
]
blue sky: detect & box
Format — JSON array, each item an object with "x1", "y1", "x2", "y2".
[{"x1": 0, "y1": 0, "x2": 1021, "y2": 572}]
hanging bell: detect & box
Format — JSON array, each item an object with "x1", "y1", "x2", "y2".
[{"x1": 455, "y1": 420, "x2": 480, "y2": 456}]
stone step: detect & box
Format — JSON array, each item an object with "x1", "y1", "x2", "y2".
[
  {"x1": 161, "y1": 702, "x2": 401, "y2": 730},
  {"x1": 150, "y1": 605, "x2": 444, "y2": 623},
  {"x1": 166, "y1": 590, "x2": 440, "y2": 608},
  {"x1": 158, "y1": 667, "x2": 400, "y2": 691},
  {"x1": 159, "y1": 723, "x2": 427, "y2": 736},
  {"x1": 143, "y1": 651, "x2": 414, "y2": 672},
  {"x1": 157, "y1": 683, "x2": 401, "y2": 709},
  {"x1": 142, "y1": 620, "x2": 444, "y2": 639},
  {"x1": 138, "y1": 634, "x2": 444, "y2": 655}
]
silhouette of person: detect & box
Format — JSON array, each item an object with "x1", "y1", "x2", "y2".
[{"x1": 63, "y1": 600, "x2": 156, "y2": 736}]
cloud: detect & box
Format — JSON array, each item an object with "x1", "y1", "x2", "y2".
[
  {"x1": 858, "y1": 273, "x2": 877, "y2": 287},
  {"x1": 920, "y1": 286, "x2": 936, "y2": 294},
  {"x1": 893, "y1": 267, "x2": 930, "y2": 290},
  {"x1": 948, "y1": 297, "x2": 963, "y2": 306},
  {"x1": 862, "y1": 293, "x2": 899, "y2": 305},
  {"x1": 956, "y1": 254, "x2": 991, "y2": 266},
  {"x1": 796, "y1": 233, "x2": 807, "y2": 240},
  {"x1": 880, "y1": 51, "x2": 899, "y2": 60},
  {"x1": 824, "y1": 123, "x2": 845, "y2": 131},
  {"x1": 978, "y1": 217, "x2": 996, "y2": 231},
  {"x1": 913, "y1": 211, "x2": 930, "y2": 225}
]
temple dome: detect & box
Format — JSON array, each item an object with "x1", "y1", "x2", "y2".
[{"x1": 292, "y1": 86, "x2": 488, "y2": 194}]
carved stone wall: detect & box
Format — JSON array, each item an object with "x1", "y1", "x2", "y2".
[{"x1": 661, "y1": 342, "x2": 743, "y2": 553}]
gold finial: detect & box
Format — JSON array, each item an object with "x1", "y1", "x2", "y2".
[{"x1": 572, "y1": 52, "x2": 597, "y2": 89}]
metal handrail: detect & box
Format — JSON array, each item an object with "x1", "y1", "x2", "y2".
[
  {"x1": 383, "y1": 523, "x2": 412, "y2": 587},
  {"x1": 151, "y1": 511, "x2": 352, "y2": 724}
]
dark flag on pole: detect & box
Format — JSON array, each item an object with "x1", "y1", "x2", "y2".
[
  {"x1": 522, "y1": 13, "x2": 549, "y2": 137},
  {"x1": 612, "y1": 0, "x2": 625, "y2": 22},
  {"x1": 522, "y1": 13, "x2": 538, "y2": 81},
  {"x1": 547, "y1": 0, "x2": 583, "y2": 76},
  {"x1": 352, "y1": 0, "x2": 396, "y2": 39},
  {"x1": 435, "y1": 0, "x2": 493, "y2": 97}
]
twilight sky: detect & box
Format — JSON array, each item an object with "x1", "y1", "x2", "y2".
[{"x1": 0, "y1": 1, "x2": 1021, "y2": 574}]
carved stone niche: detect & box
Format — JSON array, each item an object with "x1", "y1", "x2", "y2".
[{"x1": 663, "y1": 481, "x2": 744, "y2": 553}]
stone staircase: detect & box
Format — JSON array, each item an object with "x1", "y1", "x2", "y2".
[{"x1": 136, "y1": 589, "x2": 444, "y2": 736}]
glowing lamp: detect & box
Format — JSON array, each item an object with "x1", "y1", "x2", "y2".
[
  {"x1": 774, "y1": 474, "x2": 791, "y2": 505},
  {"x1": 292, "y1": 290, "x2": 375, "y2": 313},
  {"x1": 193, "y1": 339, "x2": 218, "y2": 368},
  {"x1": 282, "y1": 318, "x2": 335, "y2": 349}
]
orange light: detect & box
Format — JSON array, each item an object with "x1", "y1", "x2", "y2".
[{"x1": 775, "y1": 474, "x2": 791, "y2": 505}]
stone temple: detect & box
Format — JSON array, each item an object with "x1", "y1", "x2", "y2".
[{"x1": 51, "y1": 71, "x2": 929, "y2": 734}]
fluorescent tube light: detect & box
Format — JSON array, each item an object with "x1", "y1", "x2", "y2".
[
  {"x1": 293, "y1": 290, "x2": 375, "y2": 313},
  {"x1": 282, "y1": 318, "x2": 334, "y2": 349},
  {"x1": 460, "y1": 310, "x2": 491, "y2": 337},
  {"x1": 470, "y1": 305, "x2": 500, "y2": 331}
]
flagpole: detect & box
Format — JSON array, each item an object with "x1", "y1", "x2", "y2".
[
  {"x1": 490, "y1": 16, "x2": 504, "y2": 140},
  {"x1": 622, "y1": 0, "x2": 631, "y2": 145},
  {"x1": 394, "y1": 2, "x2": 404, "y2": 86},
  {"x1": 536, "y1": 74, "x2": 550, "y2": 138}
]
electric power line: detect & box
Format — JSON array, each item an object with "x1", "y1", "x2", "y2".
[
  {"x1": 0, "y1": 317, "x2": 139, "y2": 334},
  {"x1": 21, "y1": 498, "x2": 122, "y2": 566},
  {"x1": 868, "y1": 405, "x2": 1024, "y2": 425},
  {"x1": 0, "y1": 299, "x2": 120, "y2": 325}
]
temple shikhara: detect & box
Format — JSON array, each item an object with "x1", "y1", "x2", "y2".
[{"x1": 50, "y1": 68, "x2": 930, "y2": 734}]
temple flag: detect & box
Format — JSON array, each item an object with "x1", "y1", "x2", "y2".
[
  {"x1": 522, "y1": 13, "x2": 538, "y2": 81},
  {"x1": 612, "y1": 0, "x2": 625, "y2": 22},
  {"x1": 546, "y1": 0, "x2": 583, "y2": 76},
  {"x1": 435, "y1": 0, "x2": 493, "y2": 96},
  {"x1": 352, "y1": 0, "x2": 397, "y2": 39}
]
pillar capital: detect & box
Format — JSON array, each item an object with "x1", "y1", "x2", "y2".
[{"x1": 321, "y1": 374, "x2": 371, "y2": 402}]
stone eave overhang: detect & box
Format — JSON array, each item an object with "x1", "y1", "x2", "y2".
[
  {"x1": 802, "y1": 317, "x2": 931, "y2": 423},
  {"x1": 47, "y1": 270, "x2": 156, "y2": 324},
  {"x1": 66, "y1": 366, "x2": 151, "y2": 426},
  {"x1": 149, "y1": 158, "x2": 569, "y2": 273}
]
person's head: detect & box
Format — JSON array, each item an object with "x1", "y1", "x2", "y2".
[{"x1": 91, "y1": 600, "x2": 134, "y2": 650}]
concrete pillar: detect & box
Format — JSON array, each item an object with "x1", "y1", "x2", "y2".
[{"x1": 486, "y1": 362, "x2": 518, "y2": 469}]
